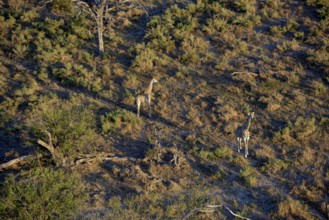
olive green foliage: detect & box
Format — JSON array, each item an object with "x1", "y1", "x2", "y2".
[
  {"x1": 214, "y1": 146, "x2": 233, "y2": 160},
  {"x1": 0, "y1": 167, "x2": 86, "y2": 219},
  {"x1": 134, "y1": 2, "x2": 212, "y2": 69},
  {"x1": 29, "y1": 98, "x2": 101, "y2": 156},
  {"x1": 319, "y1": 117, "x2": 329, "y2": 136},
  {"x1": 277, "y1": 197, "x2": 313, "y2": 219},
  {"x1": 0, "y1": 4, "x2": 100, "y2": 91},
  {"x1": 261, "y1": 159, "x2": 289, "y2": 175},
  {"x1": 100, "y1": 109, "x2": 142, "y2": 134},
  {"x1": 51, "y1": 0, "x2": 73, "y2": 12},
  {"x1": 240, "y1": 166, "x2": 258, "y2": 187}
]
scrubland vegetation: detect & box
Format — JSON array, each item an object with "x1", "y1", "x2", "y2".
[{"x1": 0, "y1": 0, "x2": 328, "y2": 219}]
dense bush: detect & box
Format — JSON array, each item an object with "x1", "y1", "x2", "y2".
[
  {"x1": 100, "y1": 109, "x2": 143, "y2": 134},
  {"x1": 0, "y1": 167, "x2": 86, "y2": 219}
]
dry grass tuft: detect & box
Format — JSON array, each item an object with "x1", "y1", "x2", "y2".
[
  {"x1": 255, "y1": 144, "x2": 275, "y2": 161},
  {"x1": 277, "y1": 197, "x2": 313, "y2": 219}
]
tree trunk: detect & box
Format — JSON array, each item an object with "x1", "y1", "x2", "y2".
[{"x1": 97, "y1": 6, "x2": 105, "y2": 53}]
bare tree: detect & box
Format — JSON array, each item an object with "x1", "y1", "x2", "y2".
[
  {"x1": 72, "y1": 0, "x2": 148, "y2": 53},
  {"x1": 41, "y1": 0, "x2": 149, "y2": 53}
]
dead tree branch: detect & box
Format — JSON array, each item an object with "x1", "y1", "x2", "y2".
[
  {"x1": 0, "y1": 151, "x2": 142, "y2": 170},
  {"x1": 39, "y1": 0, "x2": 54, "y2": 8},
  {"x1": 37, "y1": 130, "x2": 65, "y2": 167},
  {"x1": 70, "y1": 154, "x2": 142, "y2": 167},
  {"x1": 170, "y1": 152, "x2": 180, "y2": 167},
  {"x1": 231, "y1": 71, "x2": 258, "y2": 77},
  {"x1": 0, "y1": 154, "x2": 42, "y2": 171},
  {"x1": 183, "y1": 204, "x2": 251, "y2": 220}
]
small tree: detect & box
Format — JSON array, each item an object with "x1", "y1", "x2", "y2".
[
  {"x1": 69, "y1": 0, "x2": 148, "y2": 53},
  {"x1": 72, "y1": 0, "x2": 109, "y2": 53}
]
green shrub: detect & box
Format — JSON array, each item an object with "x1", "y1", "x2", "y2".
[
  {"x1": 233, "y1": 14, "x2": 261, "y2": 27},
  {"x1": 261, "y1": 159, "x2": 288, "y2": 174},
  {"x1": 199, "y1": 149, "x2": 216, "y2": 161},
  {"x1": 173, "y1": 17, "x2": 199, "y2": 41},
  {"x1": 179, "y1": 35, "x2": 209, "y2": 64},
  {"x1": 13, "y1": 44, "x2": 28, "y2": 58},
  {"x1": 319, "y1": 117, "x2": 329, "y2": 136},
  {"x1": 214, "y1": 146, "x2": 233, "y2": 160},
  {"x1": 0, "y1": 16, "x2": 16, "y2": 38},
  {"x1": 132, "y1": 44, "x2": 158, "y2": 72},
  {"x1": 51, "y1": 0, "x2": 73, "y2": 12},
  {"x1": 277, "y1": 197, "x2": 313, "y2": 219},
  {"x1": 69, "y1": 18, "x2": 94, "y2": 40},
  {"x1": 0, "y1": 167, "x2": 86, "y2": 219},
  {"x1": 259, "y1": 78, "x2": 284, "y2": 94},
  {"x1": 203, "y1": 17, "x2": 228, "y2": 35},
  {"x1": 233, "y1": 0, "x2": 257, "y2": 14},
  {"x1": 101, "y1": 109, "x2": 143, "y2": 134},
  {"x1": 270, "y1": 25, "x2": 286, "y2": 36},
  {"x1": 0, "y1": 74, "x2": 7, "y2": 95},
  {"x1": 20, "y1": 10, "x2": 40, "y2": 23},
  {"x1": 286, "y1": 18, "x2": 299, "y2": 32},
  {"x1": 240, "y1": 166, "x2": 258, "y2": 187},
  {"x1": 307, "y1": 48, "x2": 329, "y2": 82},
  {"x1": 51, "y1": 63, "x2": 102, "y2": 91},
  {"x1": 44, "y1": 18, "x2": 65, "y2": 37},
  {"x1": 307, "y1": 48, "x2": 329, "y2": 67},
  {"x1": 90, "y1": 77, "x2": 103, "y2": 92},
  {"x1": 7, "y1": 0, "x2": 25, "y2": 13},
  {"x1": 311, "y1": 80, "x2": 327, "y2": 96}
]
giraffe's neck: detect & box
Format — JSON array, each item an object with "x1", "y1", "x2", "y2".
[
  {"x1": 246, "y1": 117, "x2": 252, "y2": 131},
  {"x1": 145, "y1": 81, "x2": 154, "y2": 94}
]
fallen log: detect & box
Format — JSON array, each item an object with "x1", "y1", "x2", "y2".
[
  {"x1": 183, "y1": 204, "x2": 251, "y2": 220},
  {"x1": 70, "y1": 155, "x2": 142, "y2": 167},
  {"x1": 231, "y1": 71, "x2": 258, "y2": 77},
  {"x1": 0, "y1": 154, "x2": 42, "y2": 171}
]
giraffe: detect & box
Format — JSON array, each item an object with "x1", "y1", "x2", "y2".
[
  {"x1": 136, "y1": 77, "x2": 158, "y2": 117},
  {"x1": 236, "y1": 112, "x2": 255, "y2": 158}
]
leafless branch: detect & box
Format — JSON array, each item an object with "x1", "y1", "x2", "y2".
[
  {"x1": 71, "y1": 154, "x2": 142, "y2": 166},
  {"x1": 72, "y1": 0, "x2": 98, "y2": 20},
  {"x1": 183, "y1": 204, "x2": 251, "y2": 220},
  {"x1": 131, "y1": 0, "x2": 149, "y2": 17},
  {"x1": 37, "y1": 130, "x2": 65, "y2": 167},
  {"x1": 223, "y1": 205, "x2": 251, "y2": 220},
  {"x1": 0, "y1": 154, "x2": 42, "y2": 171},
  {"x1": 231, "y1": 71, "x2": 258, "y2": 77},
  {"x1": 39, "y1": 0, "x2": 54, "y2": 8},
  {"x1": 170, "y1": 152, "x2": 180, "y2": 167}
]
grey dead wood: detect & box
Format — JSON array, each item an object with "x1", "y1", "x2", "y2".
[
  {"x1": 0, "y1": 154, "x2": 42, "y2": 171},
  {"x1": 183, "y1": 204, "x2": 251, "y2": 220}
]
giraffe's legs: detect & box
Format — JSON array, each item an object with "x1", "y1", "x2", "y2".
[
  {"x1": 237, "y1": 137, "x2": 242, "y2": 153},
  {"x1": 244, "y1": 137, "x2": 249, "y2": 158},
  {"x1": 147, "y1": 94, "x2": 152, "y2": 118},
  {"x1": 136, "y1": 96, "x2": 141, "y2": 117}
]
